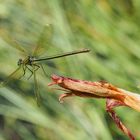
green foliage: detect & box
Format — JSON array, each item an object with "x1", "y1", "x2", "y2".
[{"x1": 0, "y1": 0, "x2": 140, "y2": 139}]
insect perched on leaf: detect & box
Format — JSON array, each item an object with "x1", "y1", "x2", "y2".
[
  {"x1": 49, "y1": 74, "x2": 140, "y2": 140},
  {"x1": 0, "y1": 25, "x2": 90, "y2": 105}
]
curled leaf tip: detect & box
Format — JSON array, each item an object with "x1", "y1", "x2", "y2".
[
  {"x1": 59, "y1": 95, "x2": 64, "y2": 103},
  {"x1": 59, "y1": 93, "x2": 73, "y2": 103},
  {"x1": 51, "y1": 74, "x2": 63, "y2": 84},
  {"x1": 48, "y1": 74, "x2": 62, "y2": 86},
  {"x1": 48, "y1": 82, "x2": 56, "y2": 86},
  {"x1": 59, "y1": 94, "x2": 69, "y2": 103}
]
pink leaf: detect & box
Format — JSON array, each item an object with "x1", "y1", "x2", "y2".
[{"x1": 49, "y1": 74, "x2": 140, "y2": 140}]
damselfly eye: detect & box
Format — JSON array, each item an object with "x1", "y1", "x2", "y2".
[
  {"x1": 17, "y1": 59, "x2": 23, "y2": 66},
  {"x1": 29, "y1": 56, "x2": 34, "y2": 61}
]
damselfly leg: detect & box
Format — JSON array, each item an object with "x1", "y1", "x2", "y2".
[
  {"x1": 33, "y1": 65, "x2": 40, "y2": 105},
  {"x1": 27, "y1": 64, "x2": 40, "y2": 80}
]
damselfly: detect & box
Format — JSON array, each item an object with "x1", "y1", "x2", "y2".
[{"x1": 0, "y1": 26, "x2": 90, "y2": 104}]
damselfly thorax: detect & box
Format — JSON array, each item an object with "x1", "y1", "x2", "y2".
[
  {"x1": 17, "y1": 56, "x2": 40, "y2": 80},
  {"x1": 18, "y1": 56, "x2": 36, "y2": 66}
]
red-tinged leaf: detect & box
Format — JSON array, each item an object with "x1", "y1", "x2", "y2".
[{"x1": 48, "y1": 74, "x2": 140, "y2": 140}]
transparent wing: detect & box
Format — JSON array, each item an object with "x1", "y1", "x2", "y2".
[
  {"x1": 33, "y1": 65, "x2": 41, "y2": 105},
  {"x1": 1, "y1": 33, "x2": 27, "y2": 54},
  {"x1": 11, "y1": 39, "x2": 27, "y2": 54},
  {"x1": 33, "y1": 24, "x2": 53, "y2": 57},
  {"x1": 0, "y1": 67, "x2": 22, "y2": 87}
]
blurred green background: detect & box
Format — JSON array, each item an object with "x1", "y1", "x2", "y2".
[{"x1": 0, "y1": 0, "x2": 140, "y2": 140}]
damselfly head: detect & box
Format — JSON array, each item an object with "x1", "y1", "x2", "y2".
[
  {"x1": 17, "y1": 58, "x2": 23, "y2": 66},
  {"x1": 29, "y1": 56, "x2": 35, "y2": 61}
]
